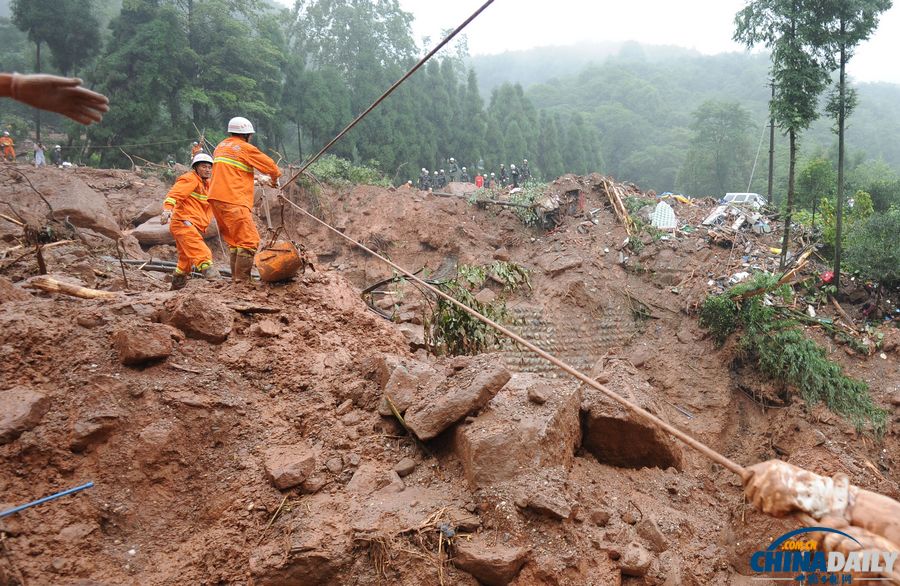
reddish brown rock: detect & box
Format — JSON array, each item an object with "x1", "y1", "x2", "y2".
[
  {"x1": 0, "y1": 388, "x2": 50, "y2": 444},
  {"x1": 453, "y1": 537, "x2": 528, "y2": 586},
  {"x1": 113, "y1": 323, "x2": 175, "y2": 366},
  {"x1": 0, "y1": 276, "x2": 30, "y2": 304},
  {"x1": 263, "y1": 444, "x2": 317, "y2": 490},
  {"x1": 454, "y1": 374, "x2": 580, "y2": 489},
  {"x1": 581, "y1": 361, "x2": 683, "y2": 471},
  {"x1": 166, "y1": 292, "x2": 234, "y2": 343},
  {"x1": 405, "y1": 360, "x2": 510, "y2": 440}
]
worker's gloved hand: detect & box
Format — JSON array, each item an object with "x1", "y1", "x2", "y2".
[
  {"x1": 744, "y1": 460, "x2": 851, "y2": 519},
  {"x1": 159, "y1": 210, "x2": 172, "y2": 225},
  {"x1": 807, "y1": 516, "x2": 900, "y2": 580},
  {"x1": 10, "y1": 74, "x2": 109, "y2": 125},
  {"x1": 269, "y1": 176, "x2": 280, "y2": 189}
]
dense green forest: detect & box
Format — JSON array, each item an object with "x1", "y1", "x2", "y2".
[{"x1": 0, "y1": 0, "x2": 898, "y2": 215}]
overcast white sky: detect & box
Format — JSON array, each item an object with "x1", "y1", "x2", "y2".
[{"x1": 392, "y1": 0, "x2": 900, "y2": 85}]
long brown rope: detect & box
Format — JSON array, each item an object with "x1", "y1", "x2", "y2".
[
  {"x1": 280, "y1": 0, "x2": 496, "y2": 190},
  {"x1": 277, "y1": 192, "x2": 748, "y2": 479}
]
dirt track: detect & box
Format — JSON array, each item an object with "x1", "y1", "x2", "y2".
[{"x1": 0, "y1": 165, "x2": 897, "y2": 584}]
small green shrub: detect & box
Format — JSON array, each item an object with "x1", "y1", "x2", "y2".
[
  {"x1": 698, "y1": 272, "x2": 887, "y2": 434},
  {"x1": 307, "y1": 155, "x2": 390, "y2": 187}
]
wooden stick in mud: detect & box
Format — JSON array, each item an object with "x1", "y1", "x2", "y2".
[{"x1": 24, "y1": 276, "x2": 120, "y2": 299}]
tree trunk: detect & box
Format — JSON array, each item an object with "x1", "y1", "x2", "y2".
[
  {"x1": 35, "y1": 41, "x2": 41, "y2": 142},
  {"x1": 296, "y1": 120, "x2": 303, "y2": 163},
  {"x1": 833, "y1": 35, "x2": 847, "y2": 290},
  {"x1": 780, "y1": 129, "x2": 796, "y2": 271},
  {"x1": 767, "y1": 81, "x2": 775, "y2": 204}
]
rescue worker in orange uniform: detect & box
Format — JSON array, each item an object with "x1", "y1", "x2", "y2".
[
  {"x1": 207, "y1": 116, "x2": 280, "y2": 283},
  {"x1": 160, "y1": 153, "x2": 220, "y2": 290},
  {"x1": 191, "y1": 141, "x2": 202, "y2": 157},
  {"x1": 0, "y1": 131, "x2": 15, "y2": 161}
]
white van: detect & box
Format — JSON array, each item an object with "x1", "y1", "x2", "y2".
[{"x1": 723, "y1": 192, "x2": 767, "y2": 209}]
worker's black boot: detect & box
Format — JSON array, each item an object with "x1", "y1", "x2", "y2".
[
  {"x1": 229, "y1": 251, "x2": 237, "y2": 276},
  {"x1": 232, "y1": 252, "x2": 254, "y2": 284},
  {"x1": 170, "y1": 271, "x2": 188, "y2": 291},
  {"x1": 199, "y1": 262, "x2": 221, "y2": 281}
]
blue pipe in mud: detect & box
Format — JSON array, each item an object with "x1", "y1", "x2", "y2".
[{"x1": 0, "y1": 482, "x2": 94, "y2": 518}]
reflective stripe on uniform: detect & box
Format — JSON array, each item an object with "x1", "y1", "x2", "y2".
[
  {"x1": 164, "y1": 197, "x2": 177, "y2": 206},
  {"x1": 189, "y1": 191, "x2": 208, "y2": 201},
  {"x1": 214, "y1": 156, "x2": 252, "y2": 173}
]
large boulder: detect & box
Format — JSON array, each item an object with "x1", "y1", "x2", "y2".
[
  {"x1": 112, "y1": 323, "x2": 175, "y2": 366},
  {"x1": 32, "y1": 174, "x2": 121, "y2": 239},
  {"x1": 131, "y1": 216, "x2": 219, "y2": 247},
  {"x1": 166, "y1": 292, "x2": 233, "y2": 343},
  {"x1": 404, "y1": 358, "x2": 510, "y2": 441},
  {"x1": 0, "y1": 388, "x2": 50, "y2": 444},
  {"x1": 454, "y1": 374, "x2": 581, "y2": 489},
  {"x1": 453, "y1": 536, "x2": 528, "y2": 586},
  {"x1": 581, "y1": 360, "x2": 683, "y2": 470}
]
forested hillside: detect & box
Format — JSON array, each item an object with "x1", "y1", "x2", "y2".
[{"x1": 0, "y1": 0, "x2": 898, "y2": 208}]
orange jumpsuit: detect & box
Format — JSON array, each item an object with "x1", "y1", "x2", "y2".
[
  {"x1": 207, "y1": 136, "x2": 281, "y2": 253},
  {"x1": 0, "y1": 136, "x2": 15, "y2": 161},
  {"x1": 191, "y1": 143, "x2": 202, "y2": 158},
  {"x1": 163, "y1": 170, "x2": 214, "y2": 275}
]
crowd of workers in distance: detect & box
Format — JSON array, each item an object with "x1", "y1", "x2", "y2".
[
  {"x1": 1, "y1": 71, "x2": 899, "y2": 576},
  {"x1": 417, "y1": 157, "x2": 531, "y2": 191}
]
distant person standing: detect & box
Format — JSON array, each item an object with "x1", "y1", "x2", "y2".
[
  {"x1": 521, "y1": 158, "x2": 531, "y2": 181},
  {"x1": 510, "y1": 164, "x2": 520, "y2": 188},
  {"x1": 418, "y1": 167, "x2": 430, "y2": 190},
  {"x1": 51, "y1": 145, "x2": 62, "y2": 166},
  {"x1": 475, "y1": 171, "x2": 484, "y2": 188},
  {"x1": 208, "y1": 116, "x2": 281, "y2": 283},
  {"x1": 0, "y1": 131, "x2": 15, "y2": 161},
  {"x1": 437, "y1": 169, "x2": 447, "y2": 189},
  {"x1": 191, "y1": 141, "x2": 202, "y2": 159},
  {"x1": 499, "y1": 164, "x2": 508, "y2": 185},
  {"x1": 34, "y1": 142, "x2": 46, "y2": 167},
  {"x1": 489, "y1": 172, "x2": 496, "y2": 189},
  {"x1": 461, "y1": 166, "x2": 470, "y2": 183},
  {"x1": 448, "y1": 157, "x2": 459, "y2": 182}
]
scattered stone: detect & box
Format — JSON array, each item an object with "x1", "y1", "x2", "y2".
[
  {"x1": 474, "y1": 288, "x2": 497, "y2": 305},
  {"x1": 301, "y1": 474, "x2": 327, "y2": 494},
  {"x1": 535, "y1": 252, "x2": 582, "y2": 276},
  {"x1": 453, "y1": 537, "x2": 528, "y2": 586},
  {"x1": 492, "y1": 247, "x2": 510, "y2": 262},
  {"x1": 263, "y1": 444, "x2": 316, "y2": 490},
  {"x1": 405, "y1": 362, "x2": 511, "y2": 440},
  {"x1": 250, "y1": 319, "x2": 281, "y2": 338},
  {"x1": 524, "y1": 488, "x2": 571, "y2": 520},
  {"x1": 343, "y1": 453, "x2": 360, "y2": 468},
  {"x1": 166, "y1": 292, "x2": 234, "y2": 343},
  {"x1": 70, "y1": 412, "x2": 120, "y2": 452},
  {"x1": 621, "y1": 510, "x2": 639, "y2": 525},
  {"x1": 397, "y1": 323, "x2": 426, "y2": 349},
  {"x1": 455, "y1": 374, "x2": 580, "y2": 489},
  {"x1": 346, "y1": 463, "x2": 393, "y2": 495},
  {"x1": 132, "y1": 216, "x2": 218, "y2": 246},
  {"x1": 627, "y1": 346, "x2": 652, "y2": 368},
  {"x1": 113, "y1": 323, "x2": 175, "y2": 366},
  {"x1": 325, "y1": 457, "x2": 343, "y2": 474},
  {"x1": 618, "y1": 542, "x2": 653, "y2": 577},
  {"x1": 76, "y1": 312, "x2": 108, "y2": 328},
  {"x1": 393, "y1": 457, "x2": 416, "y2": 477},
  {"x1": 335, "y1": 399, "x2": 354, "y2": 416},
  {"x1": 38, "y1": 174, "x2": 121, "y2": 239},
  {"x1": 527, "y1": 384, "x2": 549, "y2": 405},
  {"x1": 590, "y1": 510, "x2": 611, "y2": 527},
  {"x1": 0, "y1": 388, "x2": 50, "y2": 444},
  {"x1": 636, "y1": 518, "x2": 668, "y2": 552}
]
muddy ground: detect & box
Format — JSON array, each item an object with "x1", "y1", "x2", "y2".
[{"x1": 0, "y1": 164, "x2": 897, "y2": 585}]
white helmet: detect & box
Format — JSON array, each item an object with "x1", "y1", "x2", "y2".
[
  {"x1": 3, "y1": 131, "x2": 8, "y2": 136},
  {"x1": 511, "y1": 164, "x2": 516, "y2": 169},
  {"x1": 54, "y1": 145, "x2": 61, "y2": 149},
  {"x1": 440, "y1": 169, "x2": 444, "y2": 173},
  {"x1": 462, "y1": 166, "x2": 467, "y2": 170},
  {"x1": 422, "y1": 168, "x2": 427, "y2": 173},
  {"x1": 490, "y1": 173, "x2": 495, "y2": 176},
  {"x1": 450, "y1": 157, "x2": 455, "y2": 162},
  {"x1": 192, "y1": 141, "x2": 199, "y2": 145},
  {"x1": 191, "y1": 153, "x2": 213, "y2": 167},
  {"x1": 227, "y1": 116, "x2": 255, "y2": 134},
  {"x1": 433, "y1": 171, "x2": 437, "y2": 175},
  {"x1": 523, "y1": 159, "x2": 528, "y2": 163}
]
